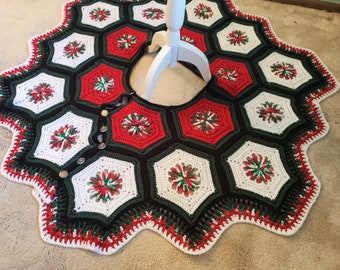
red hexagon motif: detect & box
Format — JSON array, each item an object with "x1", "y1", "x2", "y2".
[
  {"x1": 111, "y1": 101, "x2": 166, "y2": 151},
  {"x1": 210, "y1": 58, "x2": 253, "y2": 96},
  {"x1": 180, "y1": 27, "x2": 208, "y2": 53},
  {"x1": 177, "y1": 98, "x2": 234, "y2": 145},
  {"x1": 106, "y1": 26, "x2": 149, "y2": 60},
  {"x1": 80, "y1": 63, "x2": 126, "y2": 105}
]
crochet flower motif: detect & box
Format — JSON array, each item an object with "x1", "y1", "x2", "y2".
[
  {"x1": 257, "y1": 102, "x2": 285, "y2": 123},
  {"x1": 168, "y1": 163, "x2": 201, "y2": 196},
  {"x1": 49, "y1": 125, "x2": 79, "y2": 152},
  {"x1": 270, "y1": 62, "x2": 297, "y2": 80},
  {"x1": 181, "y1": 35, "x2": 196, "y2": 46},
  {"x1": 116, "y1": 34, "x2": 138, "y2": 50},
  {"x1": 27, "y1": 83, "x2": 54, "y2": 104},
  {"x1": 0, "y1": 0, "x2": 337, "y2": 256},
  {"x1": 227, "y1": 30, "x2": 249, "y2": 46},
  {"x1": 190, "y1": 110, "x2": 219, "y2": 132},
  {"x1": 63, "y1": 40, "x2": 86, "y2": 59},
  {"x1": 243, "y1": 154, "x2": 274, "y2": 183},
  {"x1": 216, "y1": 67, "x2": 238, "y2": 82},
  {"x1": 194, "y1": 3, "x2": 213, "y2": 19},
  {"x1": 88, "y1": 169, "x2": 123, "y2": 202},
  {"x1": 142, "y1": 7, "x2": 164, "y2": 20},
  {"x1": 122, "y1": 113, "x2": 151, "y2": 137},
  {"x1": 92, "y1": 75, "x2": 115, "y2": 93},
  {"x1": 89, "y1": 7, "x2": 111, "y2": 21}
]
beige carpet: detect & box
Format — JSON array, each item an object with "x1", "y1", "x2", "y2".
[{"x1": 0, "y1": 0, "x2": 339, "y2": 269}]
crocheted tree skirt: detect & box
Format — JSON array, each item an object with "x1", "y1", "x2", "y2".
[{"x1": 0, "y1": 0, "x2": 338, "y2": 255}]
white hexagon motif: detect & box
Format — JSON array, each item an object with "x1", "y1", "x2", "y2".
[
  {"x1": 80, "y1": 2, "x2": 120, "y2": 29},
  {"x1": 186, "y1": 0, "x2": 223, "y2": 28},
  {"x1": 216, "y1": 22, "x2": 262, "y2": 54},
  {"x1": 153, "y1": 149, "x2": 216, "y2": 215},
  {"x1": 244, "y1": 91, "x2": 299, "y2": 135},
  {"x1": 51, "y1": 32, "x2": 96, "y2": 69},
  {"x1": 71, "y1": 156, "x2": 138, "y2": 217},
  {"x1": 34, "y1": 111, "x2": 93, "y2": 166},
  {"x1": 258, "y1": 52, "x2": 313, "y2": 89},
  {"x1": 227, "y1": 141, "x2": 290, "y2": 200},
  {"x1": 132, "y1": 0, "x2": 167, "y2": 28},
  {"x1": 13, "y1": 72, "x2": 65, "y2": 114}
]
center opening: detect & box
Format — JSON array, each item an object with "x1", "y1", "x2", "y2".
[{"x1": 130, "y1": 52, "x2": 208, "y2": 106}]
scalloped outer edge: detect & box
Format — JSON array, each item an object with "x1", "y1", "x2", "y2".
[{"x1": 0, "y1": 0, "x2": 339, "y2": 255}]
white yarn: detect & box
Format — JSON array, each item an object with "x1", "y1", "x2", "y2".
[
  {"x1": 186, "y1": 0, "x2": 223, "y2": 28},
  {"x1": 34, "y1": 111, "x2": 93, "y2": 166},
  {"x1": 216, "y1": 22, "x2": 262, "y2": 54},
  {"x1": 258, "y1": 52, "x2": 313, "y2": 89},
  {"x1": 132, "y1": 0, "x2": 167, "y2": 28},
  {"x1": 80, "y1": 2, "x2": 120, "y2": 29},
  {"x1": 244, "y1": 91, "x2": 299, "y2": 135},
  {"x1": 71, "y1": 156, "x2": 138, "y2": 217},
  {"x1": 51, "y1": 32, "x2": 95, "y2": 69},
  {"x1": 153, "y1": 149, "x2": 216, "y2": 215},
  {"x1": 13, "y1": 72, "x2": 65, "y2": 114},
  {"x1": 227, "y1": 140, "x2": 290, "y2": 200}
]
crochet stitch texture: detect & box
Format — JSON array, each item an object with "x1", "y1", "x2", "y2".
[{"x1": 0, "y1": 0, "x2": 338, "y2": 255}]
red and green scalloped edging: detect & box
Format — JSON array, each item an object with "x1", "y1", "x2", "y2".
[{"x1": 0, "y1": 0, "x2": 339, "y2": 255}]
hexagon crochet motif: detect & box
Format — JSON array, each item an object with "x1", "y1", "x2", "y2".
[{"x1": 0, "y1": 0, "x2": 338, "y2": 255}]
